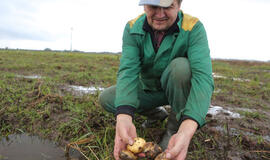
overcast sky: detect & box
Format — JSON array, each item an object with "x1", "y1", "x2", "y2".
[{"x1": 0, "y1": 0, "x2": 269, "y2": 61}]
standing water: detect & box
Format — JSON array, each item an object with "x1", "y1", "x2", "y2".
[{"x1": 0, "y1": 134, "x2": 82, "y2": 160}]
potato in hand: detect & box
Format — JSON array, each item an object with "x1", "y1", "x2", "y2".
[
  {"x1": 120, "y1": 137, "x2": 164, "y2": 160},
  {"x1": 127, "y1": 137, "x2": 146, "y2": 154}
]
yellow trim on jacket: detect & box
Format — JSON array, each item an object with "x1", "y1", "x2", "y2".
[
  {"x1": 128, "y1": 11, "x2": 199, "y2": 32},
  {"x1": 182, "y1": 13, "x2": 199, "y2": 31}
]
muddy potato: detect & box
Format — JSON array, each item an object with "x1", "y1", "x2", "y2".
[
  {"x1": 154, "y1": 152, "x2": 169, "y2": 160},
  {"x1": 143, "y1": 142, "x2": 162, "y2": 159},
  {"x1": 127, "y1": 137, "x2": 146, "y2": 154},
  {"x1": 119, "y1": 149, "x2": 137, "y2": 160}
]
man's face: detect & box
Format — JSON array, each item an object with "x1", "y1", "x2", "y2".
[{"x1": 144, "y1": 0, "x2": 180, "y2": 31}]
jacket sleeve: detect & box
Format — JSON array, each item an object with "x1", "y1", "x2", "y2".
[
  {"x1": 181, "y1": 21, "x2": 214, "y2": 127},
  {"x1": 114, "y1": 23, "x2": 142, "y2": 114}
]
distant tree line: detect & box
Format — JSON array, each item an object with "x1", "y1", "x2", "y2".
[{"x1": 0, "y1": 47, "x2": 122, "y2": 55}]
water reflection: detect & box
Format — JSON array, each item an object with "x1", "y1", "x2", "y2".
[{"x1": 0, "y1": 134, "x2": 81, "y2": 160}]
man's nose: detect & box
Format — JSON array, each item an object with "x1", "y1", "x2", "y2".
[{"x1": 155, "y1": 7, "x2": 166, "y2": 18}]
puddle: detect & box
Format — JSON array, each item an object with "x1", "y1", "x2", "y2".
[
  {"x1": 16, "y1": 75, "x2": 43, "y2": 79},
  {"x1": 214, "y1": 126, "x2": 240, "y2": 136},
  {"x1": 229, "y1": 107, "x2": 256, "y2": 113},
  {"x1": 229, "y1": 107, "x2": 270, "y2": 118},
  {"x1": 0, "y1": 134, "x2": 81, "y2": 160},
  {"x1": 64, "y1": 85, "x2": 104, "y2": 96},
  {"x1": 213, "y1": 88, "x2": 221, "y2": 94},
  {"x1": 231, "y1": 77, "x2": 250, "y2": 82},
  {"x1": 212, "y1": 73, "x2": 250, "y2": 82},
  {"x1": 262, "y1": 70, "x2": 270, "y2": 73},
  {"x1": 264, "y1": 135, "x2": 270, "y2": 142},
  {"x1": 213, "y1": 126, "x2": 270, "y2": 142},
  {"x1": 163, "y1": 105, "x2": 241, "y2": 120},
  {"x1": 212, "y1": 73, "x2": 227, "y2": 79},
  {"x1": 15, "y1": 74, "x2": 104, "y2": 96},
  {"x1": 207, "y1": 105, "x2": 241, "y2": 119}
]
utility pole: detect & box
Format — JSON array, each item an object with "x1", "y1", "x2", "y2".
[{"x1": 70, "y1": 27, "x2": 73, "y2": 52}]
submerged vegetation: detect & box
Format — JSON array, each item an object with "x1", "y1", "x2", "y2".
[{"x1": 0, "y1": 49, "x2": 270, "y2": 159}]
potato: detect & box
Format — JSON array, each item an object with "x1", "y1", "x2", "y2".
[
  {"x1": 127, "y1": 137, "x2": 146, "y2": 154},
  {"x1": 119, "y1": 149, "x2": 137, "y2": 160},
  {"x1": 154, "y1": 152, "x2": 169, "y2": 160},
  {"x1": 143, "y1": 142, "x2": 162, "y2": 159}
]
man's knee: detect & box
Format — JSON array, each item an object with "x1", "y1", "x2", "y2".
[
  {"x1": 98, "y1": 90, "x2": 107, "y2": 109},
  {"x1": 98, "y1": 86, "x2": 116, "y2": 113},
  {"x1": 161, "y1": 57, "x2": 191, "y2": 86},
  {"x1": 170, "y1": 57, "x2": 191, "y2": 81}
]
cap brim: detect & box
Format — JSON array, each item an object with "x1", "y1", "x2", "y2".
[{"x1": 139, "y1": 0, "x2": 173, "y2": 7}]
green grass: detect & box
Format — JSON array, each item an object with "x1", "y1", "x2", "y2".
[{"x1": 0, "y1": 49, "x2": 270, "y2": 159}]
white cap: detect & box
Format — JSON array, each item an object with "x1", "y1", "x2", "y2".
[{"x1": 139, "y1": 0, "x2": 174, "y2": 7}]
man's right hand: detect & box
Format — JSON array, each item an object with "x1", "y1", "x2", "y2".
[{"x1": 114, "y1": 114, "x2": 137, "y2": 160}]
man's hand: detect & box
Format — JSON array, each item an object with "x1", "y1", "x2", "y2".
[
  {"x1": 165, "y1": 119, "x2": 198, "y2": 160},
  {"x1": 114, "y1": 114, "x2": 137, "y2": 160}
]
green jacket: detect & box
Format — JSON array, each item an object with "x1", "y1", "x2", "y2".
[{"x1": 115, "y1": 11, "x2": 214, "y2": 127}]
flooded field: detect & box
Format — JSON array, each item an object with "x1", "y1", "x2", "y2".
[
  {"x1": 0, "y1": 50, "x2": 269, "y2": 159},
  {"x1": 0, "y1": 134, "x2": 81, "y2": 160}
]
